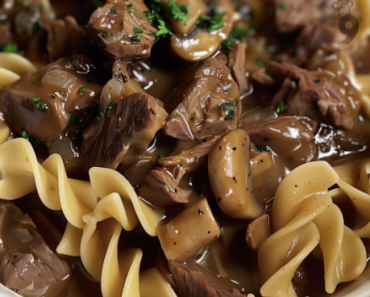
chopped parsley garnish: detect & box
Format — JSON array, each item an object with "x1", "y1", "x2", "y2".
[
  {"x1": 159, "y1": 154, "x2": 165, "y2": 158},
  {"x1": 222, "y1": 27, "x2": 247, "y2": 50},
  {"x1": 276, "y1": 102, "x2": 285, "y2": 114},
  {"x1": 127, "y1": 6, "x2": 135, "y2": 13},
  {"x1": 314, "y1": 79, "x2": 322, "y2": 83},
  {"x1": 198, "y1": 60, "x2": 204, "y2": 67},
  {"x1": 29, "y1": 5, "x2": 37, "y2": 11},
  {"x1": 101, "y1": 31, "x2": 108, "y2": 39},
  {"x1": 197, "y1": 6, "x2": 226, "y2": 32},
  {"x1": 144, "y1": 62, "x2": 156, "y2": 70},
  {"x1": 279, "y1": 3, "x2": 288, "y2": 10},
  {"x1": 78, "y1": 87, "x2": 85, "y2": 94},
  {"x1": 255, "y1": 145, "x2": 270, "y2": 153},
  {"x1": 234, "y1": 98, "x2": 238, "y2": 106},
  {"x1": 268, "y1": 7, "x2": 275, "y2": 16},
  {"x1": 106, "y1": 102, "x2": 114, "y2": 112},
  {"x1": 100, "y1": 111, "x2": 105, "y2": 118},
  {"x1": 111, "y1": 9, "x2": 117, "y2": 15},
  {"x1": 68, "y1": 114, "x2": 79, "y2": 125},
  {"x1": 20, "y1": 130, "x2": 29, "y2": 138},
  {"x1": 65, "y1": 55, "x2": 76, "y2": 62},
  {"x1": 93, "y1": 0, "x2": 103, "y2": 7},
  {"x1": 220, "y1": 103, "x2": 236, "y2": 120},
  {"x1": 156, "y1": 19, "x2": 173, "y2": 38},
  {"x1": 32, "y1": 19, "x2": 42, "y2": 30},
  {"x1": 131, "y1": 34, "x2": 142, "y2": 42},
  {"x1": 20, "y1": 130, "x2": 42, "y2": 147},
  {"x1": 256, "y1": 58, "x2": 265, "y2": 68},
  {"x1": 143, "y1": 0, "x2": 190, "y2": 40},
  {"x1": 31, "y1": 97, "x2": 47, "y2": 111},
  {"x1": 134, "y1": 27, "x2": 144, "y2": 33},
  {"x1": 0, "y1": 44, "x2": 24, "y2": 55}
]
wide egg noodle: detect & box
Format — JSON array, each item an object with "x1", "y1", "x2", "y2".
[
  {"x1": 0, "y1": 138, "x2": 174, "y2": 297},
  {"x1": 258, "y1": 161, "x2": 366, "y2": 297},
  {"x1": 332, "y1": 159, "x2": 370, "y2": 237}
]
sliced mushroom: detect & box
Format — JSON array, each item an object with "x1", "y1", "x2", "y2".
[
  {"x1": 170, "y1": 0, "x2": 234, "y2": 61},
  {"x1": 208, "y1": 129, "x2": 264, "y2": 220},
  {"x1": 245, "y1": 214, "x2": 272, "y2": 254},
  {"x1": 157, "y1": 197, "x2": 221, "y2": 262}
]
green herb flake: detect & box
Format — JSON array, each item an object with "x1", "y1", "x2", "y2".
[
  {"x1": 220, "y1": 103, "x2": 236, "y2": 120},
  {"x1": 68, "y1": 114, "x2": 79, "y2": 125},
  {"x1": 93, "y1": 0, "x2": 103, "y2": 8},
  {"x1": 0, "y1": 44, "x2": 24, "y2": 55},
  {"x1": 127, "y1": 6, "x2": 135, "y2": 13},
  {"x1": 65, "y1": 55, "x2": 76, "y2": 62},
  {"x1": 255, "y1": 145, "x2": 270, "y2": 153},
  {"x1": 198, "y1": 60, "x2": 204, "y2": 67},
  {"x1": 156, "y1": 19, "x2": 173, "y2": 38},
  {"x1": 167, "y1": 0, "x2": 189, "y2": 25},
  {"x1": 234, "y1": 98, "x2": 238, "y2": 106},
  {"x1": 276, "y1": 102, "x2": 285, "y2": 114},
  {"x1": 222, "y1": 40, "x2": 232, "y2": 50},
  {"x1": 100, "y1": 111, "x2": 105, "y2": 118},
  {"x1": 32, "y1": 19, "x2": 42, "y2": 30},
  {"x1": 279, "y1": 3, "x2": 288, "y2": 10},
  {"x1": 314, "y1": 79, "x2": 322, "y2": 84},
  {"x1": 20, "y1": 130, "x2": 29, "y2": 139},
  {"x1": 101, "y1": 31, "x2": 108, "y2": 39},
  {"x1": 256, "y1": 58, "x2": 265, "y2": 68},
  {"x1": 29, "y1": 5, "x2": 37, "y2": 11},
  {"x1": 111, "y1": 9, "x2": 117, "y2": 15},
  {"x1": 197, "y1": 5, "x2": 226, "y2": 32},
  {"x1": 106, "y1": 102, "x2": 114, "y2": 111},
  {"x1": 159, "y1": 154, "x2": 165, "y2": 158},
  {"x1": 131, "y1": 34, "x2": 142, "y2": 43},
  {"x1": 268, "y1": 7, "x2": 275, "y2": 15},
  {"x1": 134, "y1": 27, "x2": 144, "y2": 33},
  {"x1": 32, "y1": 97, "x2": 47, "y2": 111},
  {"x1": 244, "y1": 103, "x2": 252, "y2": 108},
  {"x1": 78, "y1": 87, "x2": 85, "y2": 94}
]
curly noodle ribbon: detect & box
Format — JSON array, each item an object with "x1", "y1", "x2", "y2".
[
  {"x1": 258, "y1": 161, "x2": 366, "y2": 297},
  {"x1": 0, "y1": 138, "x2": 174, "y2": 297}
]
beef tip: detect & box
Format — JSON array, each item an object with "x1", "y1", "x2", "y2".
[
  {"x1": 86, "y1": 0, "x2": 157, "y2": 61},
  {"x1": 250, "y1": 67, "x2": 275, "y2": 89},
  {"x1": 278, "y1": 23, "x2": 342, "y2": 69},
  {"x1": 168, "y1": 260, "x2": 247, "y2": 297},
  {"x1": 163, "y1": 55, "x2": 240, "y2": 141},
  {"x1": 0, "y1": 202, "x2": 71, "y2": 297},
  {"x1": 244, "y1": 117, "x2": 317, "y2": 164},
  {"x1": 81, "y1": 90, "x2": 168, "y2": 169},
  {"x1": 45, "y1": 16, "x2": 90, "y2": 62},
  {"x1": 265, "y1": 62, "x2": 360, "y2": 130},
  {"x1": 0, "y1": 23, "x2": 12, "y2": 45},
  {"x1": 228, "y1": 42, "x2": 249, "y2": 95},
  {"x1": 274, "y1": 0, "x2": 335, "y2": 33},
  {"x1": 0, "y1": 55, "x2": 103, "y2": 142},
  {"x1": 137, "y1": 134, "x2": 222, "y2": 207}
]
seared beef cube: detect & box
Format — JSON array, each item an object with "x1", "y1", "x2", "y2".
[
  {"x1": 163, "y1": 54, "x2": 241, "y2": 141},
  {"x1": 86, "y1": 0, "x2": 157, "y2": 61},
  {"x1": 0, "y1": 55, "x2": 103, "y2": 142}
]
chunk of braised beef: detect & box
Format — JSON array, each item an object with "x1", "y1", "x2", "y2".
[
  {"x1": 137, "y1": 134, "x2": 222, "y2": 207},
  {"x1": 0, "y1": 202, "x2": 71, "y2": 297},
  {"x1": 278, "y1": 23, "x2": 342, "y2": 68},
  {"x1": 81, "y1": 91, "x2": 168, "y2": 169},
  {"x1": 163, "y1": 54, "x2": 240, "y2": 141},
  {"x1": 274, "y1": 0, "x2": 336, "y2": 33},
  {"x1": 244, "y1": 117, "x2": 317, "y2": 164},
  {"x1": 45, "y1": 16, "x2": 90, "y2": 62},
  {"x1": 0, "y1": 55, "x2": 102, "y2": 142},
  {"x1": 228, "y1": 42, "x2": 249, "y2": 95},
  {"x1": 168, "y1": 260, "x2": 247, "y2": 297},
  {"x1": 265, "y1": 62, "x2": 359, "y2": 130},
  {"x1": 86, "y1": 0, "x2": 157, "y2": 61},
  {"x1": 0, "y1": 23, "x2": 12, "y2": 45}
]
